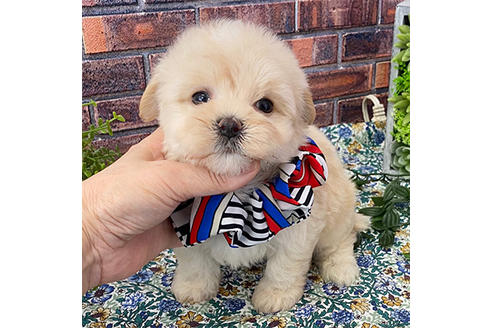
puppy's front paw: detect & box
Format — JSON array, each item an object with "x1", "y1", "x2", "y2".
[
  {"x1": 319, "y1": 258, "x2": 360, "y2": 286},
  {"x1": 171, "y1": 276, "x2": 219, "y2": 304},
  {"x1": 252, "y1": 281, "x2": 303, "y2": 313}
]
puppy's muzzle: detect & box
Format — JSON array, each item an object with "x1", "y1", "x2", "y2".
[{"x1": 217, "y1": 116, "x2": 243, "y2": 139}]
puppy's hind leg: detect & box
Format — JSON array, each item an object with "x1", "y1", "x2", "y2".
[
  {"x1": 171, "y1": 245, "x2": 221, "y2": 304},
  {"x1": 315, "y1": 213, "x2": 370, "y2": 286}
]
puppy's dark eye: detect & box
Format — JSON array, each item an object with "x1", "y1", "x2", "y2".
[
  {"x1": 192, "y1": 91, "x2": 210, "y2": 105},
  {"x1": 255, "y1": 98, "x2": 273, "y2": 113}
]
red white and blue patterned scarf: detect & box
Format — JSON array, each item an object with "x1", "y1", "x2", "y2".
[{"x1": 170, "y1": 137, "x2": 328, "y2": 248}]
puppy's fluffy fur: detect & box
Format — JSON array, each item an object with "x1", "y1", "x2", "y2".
[{"x1": 139, "y1": 20, "x2": 369, "y2": 313}]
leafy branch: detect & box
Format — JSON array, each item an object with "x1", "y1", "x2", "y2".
[
  {"x1": 82, "y1": 101, "x2": 125, "y2": 180},
  {"x1": 351, "y1": 171, "x2": 410, "y2": 248},
  {"x1": 350, "y1": 169, "x2": 409, "y2": 189}
]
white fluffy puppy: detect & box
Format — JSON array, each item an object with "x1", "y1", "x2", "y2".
[{"x1": 139, "y1": 19, "x2": 369, "y2": 313}]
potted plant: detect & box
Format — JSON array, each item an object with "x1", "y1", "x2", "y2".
[{"x1": 383, "y1": 0, "x2": 410, "y2": 175}]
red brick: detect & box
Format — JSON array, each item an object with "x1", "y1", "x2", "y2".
[
  {"x1": 82, "y1": 11, "x2": 195, "y2": 54},
  {"x1": 342, "y1": 29, "x2": 393, "y2": 61},
  {"x1": 82, "y1": 17, "x2": 107, "y2": 53},
  {"x1": 286, "y1": 38, "x2": 314, "y2": 67},
  {"x1": 200, "y1": 2, "x2": 295, "y2": 34},
  {"x1": 93, "y1": 132, "x2": 152, "y2": 154},
  {"x1": 298, "y1": 0, "x2": 378, "y2": 31},
  {"x1": 149, "y1": 52, "x2": 166, "y2": 73},
  {"x1": 82, "y1": 0, "x2": 136, "y2": 7},
  {"x1": 82, "y1": 56, "x2": 146, "y2": 97},
  {"x1": 314, "y1": 101, "x2": 334, "y2": 126},
  {"x1": 381, "y1": 0, "x2": 405, "y2": 24},
  {"x1": 313, "y1": 34, "x2": 338, "y2": 65},
  {"x1": 82, "y1": 105, "x2": 91, "y2": 131},
  {"x1": 307, "y1": 65, "x2": 373, "y2": 100},
  {"x1": 337, "y1": 93, "x2": 388, "y2": 123},
  {"x1": 375, "y1": 61, "x2": 390, "y2": 88},
  {"x1": 285, "y1": 34, "x2": 337, "y2": 68},
  {"x1": 94, "y1": 96, "x2": 158, "y2": 132}
]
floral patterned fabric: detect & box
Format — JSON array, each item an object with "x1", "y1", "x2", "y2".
[{"x1": 83, "y1": 122, "x2": 410, "y2": 328}]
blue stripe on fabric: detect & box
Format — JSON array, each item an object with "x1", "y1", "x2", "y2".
[
  {"x1": 256, "y1": 189, "x2": 290, "y2": 229},
  {"x1": 197, "y1": 194, "x2": 225, "y2": 242},
  {"x1": 272, "y1": 176, "x2": 291, "y2": 198}
]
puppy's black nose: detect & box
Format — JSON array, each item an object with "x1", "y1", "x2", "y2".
[{"x1": 217, "y1": 117, "x2": 243, "y2": 138}]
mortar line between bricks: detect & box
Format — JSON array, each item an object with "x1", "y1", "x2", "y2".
[
  {"x1": 82, "y1": 0, "x2": 294, "y2": 17},
  {"x1": 337, "y1": 31, "x2": 343, "y2": 64},
  {"x1": 83, "y1": 90, "x2": 144, "y2": 103},
  {"x1": 83, "y1": 47, "x2": 168, "y2": 61},
  {"x1": 371, "y1": 63, "x2": 377, "y2": 92},
  {"x1": 304, "y1": 59, "x2": 384, "y2": 74},
  {"x1": 142, "y1": 52, "x2": 152, "y2": 85},
  {"x1": 280, "y1": 24, "x2": 393, "y2": 40},
  {"x1": 313, "y1": 89, "x2": 389, "y2": 106},
  {"x1": 195, "y1": 7, "x2": 200, "y2": 25},
  {"x1": 95, "y1": 125, "x2": 159, "y2": 140},
  {"x1": 88, "y1": 104, "x2": 96, "y2": 127},
  {"x1": 294, "y1": 0, "x2": 299, "y2": 32},
  {"x1": 377, "y1": 0, "x2": 383, "y2": 25},
  {"x1": 333, "y1": 98, "x2": 339, "y2": 123},
  {"x1": 83, "y1": 4, "x2": 194, "y2": 17}
]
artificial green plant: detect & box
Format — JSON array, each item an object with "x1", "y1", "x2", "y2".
[
  {"x1": 388, "y1": 20, "x2": 410, "y2": 174},
  {"x1": 82, "y1": 100, "x2": 125, "y2": 180}
]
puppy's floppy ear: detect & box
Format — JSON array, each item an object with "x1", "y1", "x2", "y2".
[
  {"x1": 139, "y1": 78, "x2": 159, "y2": 122},
  {"x1": 301, "y1": 89, "x2": 316, "y2": 125}
]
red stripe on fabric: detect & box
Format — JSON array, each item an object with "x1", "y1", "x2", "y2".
[
  {"x1": 299, "y1": 144, "x2": 322, "y2": 154},
  {"x1": 289, "y1": 155, "x2": 326, "y2": 188},
  {"x1": 290, "y1": 161, "x2": 305, "y2": 182},
  {"x1": 264, "y1": 211, "x2": 282, "y2": 234},
  {"x1": 270, "y1": 185, "x2": 300, "y2": 205},
  {"x1": 308, "y1": 156, "x2": 325, "y2": 178},
  {"x1": 289, "y1": 163, "x2": 310, "y2": 188},
  {"x1": 189, "y1": 196, "x2": 209, "y2": 245},
  {"x1": 305, "y1": 157, "x2": 324, "y2": 187},
  {"x1": 223, "y1": 233, "x2": 233, "y2": 245}
]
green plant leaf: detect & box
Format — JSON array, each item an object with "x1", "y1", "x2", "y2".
[
  {"x1": 358, "y1": 206, "x2": 386, "y2": 217},
  {"x1": 371, "y1": 196, "x2": 385, "y2": 206},
  {"x1": 379, "y1": 230, "x2": 395, "y2": 248},
  {"x1": 371, "y1": 216, "x2": 386, "y2": 231},
  {"x1": 383, "y1": 182, "x2": 396, "y2": 202},
  {"x1": 382, "y1": 207, "x2": 401, "y2": 228},
  {"x1": 393, "y1": 99, "x2": 409, "y2": 110},
  {"x1": 392, "y1": 51, "x2": 404, "y2": 63},
  {"x1": 397, "y1": 33, "x2": 410, "y2": 43},
  {"x1": 402, "y1": 48, "x2": 410, "y2": 62},
  {"x1": 398, "y1": 24, "x2": 410, "y2": 34},
  {"x1": 393, "y1": 185, "x2": 410, "y2": 201}
]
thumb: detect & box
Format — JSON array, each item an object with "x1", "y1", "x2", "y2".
[{"x1": 170, "y1": 160, "x2": 260, "y2": 200}]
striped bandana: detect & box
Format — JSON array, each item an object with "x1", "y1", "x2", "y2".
[{"x1": 170, "y1": 137, "x2": 328, "y2": 248}]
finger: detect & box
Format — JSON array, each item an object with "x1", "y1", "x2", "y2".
[{"x1": 168, "y1": 160, "x2": 260, "y2": 200}]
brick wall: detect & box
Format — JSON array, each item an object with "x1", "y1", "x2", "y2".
[{"x1": 82, "y1": 0, "x2": 403, "y2": 153}]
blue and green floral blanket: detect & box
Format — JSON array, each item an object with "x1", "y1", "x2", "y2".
[{"x1": 83, "y1": 122, "x2": 410, "y2": 328}]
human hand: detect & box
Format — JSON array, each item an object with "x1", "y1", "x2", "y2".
[{"x1": 82, "y1": 128, "x2": 259, "y2": 292}]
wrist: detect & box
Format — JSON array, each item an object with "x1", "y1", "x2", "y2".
[{"x1": 82, "y1": 181, "x2": 102, "y2": 293}]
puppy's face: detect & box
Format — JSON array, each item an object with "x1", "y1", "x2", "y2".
[{"x1": 140, "y1": 20, "x2": 315, "y2": 176}]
